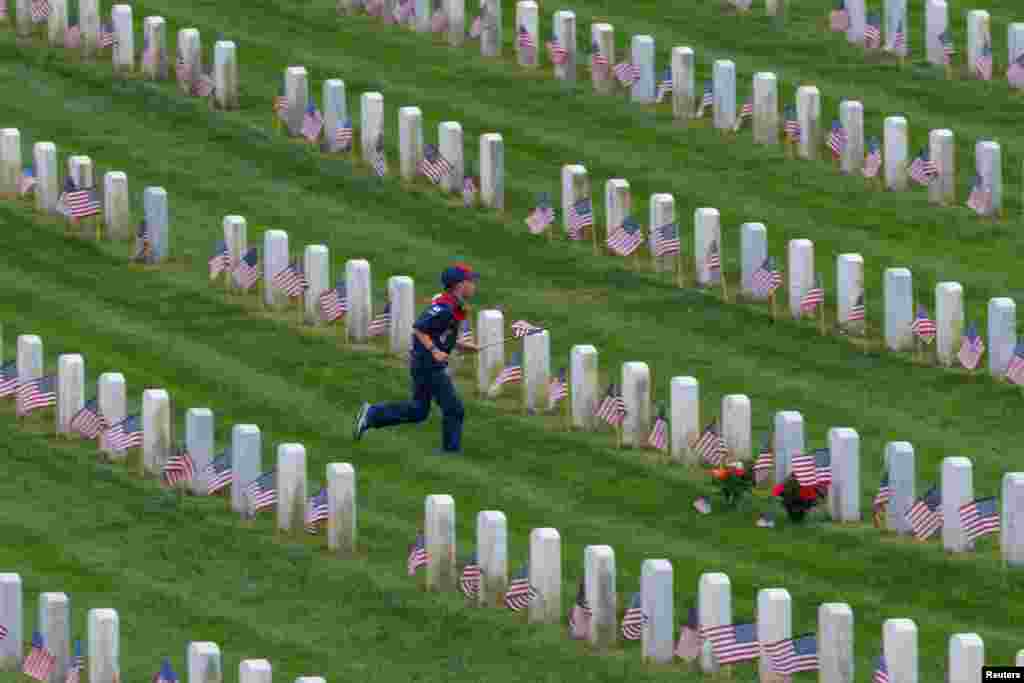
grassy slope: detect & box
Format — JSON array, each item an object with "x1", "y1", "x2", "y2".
[{"x1": 1, "y1": 1, "x2": 1023, "y2": 680}]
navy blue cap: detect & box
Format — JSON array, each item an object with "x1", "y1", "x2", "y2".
[{"x1": 441, "y1": 263, "x2": 480, "y2": 289}]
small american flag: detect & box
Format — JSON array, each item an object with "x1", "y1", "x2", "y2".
[
  {"x1": 976, "y1": 41, "x2": 993, "y2": 80},
  {"x1": 175, "y1": 49, "x2": 191, "y2": 86},
  {"x1": 64, "y1": 24, "x2": 82, "y2": 49},
  {"x1": 966, "y1": 174, "x2": 992, "y2": 215},
  {"x1": 305, "y1": 486, "x2": 328, "y2": 534},
  {"x1": 245, "y1": 471, "x2": 277, "y2": 513},
  {"x1": 511, "y1": 320, "x2": 541, "y2": 338},
  {"x1": 367, "y1": 302, "x2": 392, "y2": 336},
  {"x1": 696, "y1": 81, "x2": 713, "y2": 118},
  {"x1": 1006, "y1": 343, "x2": 1024, "y2": 385},
  {"x1": 647, "y1": 404, "x2": 669, "y2": 451},
  {"x1": 19, "y1": 167, "x2": 37, "y2": 196},
  {"x1": 319, "y1": 280, "x2": 348, "y2": 322},
  {"x1": 272, "y1": 261, "x2": 308, "y2": 298},
  {"x1": 17, "y1": 375, "x2": 57, "y2": 416},
  {"x1": 209, "y1": 241, "x2": 229, "y2": 280},
  {"x1": 874, "y1": 655, "x2": 890, "y2": 683},
  {"x1": 652, "y1": 221, "x2": 680, "y2": 257},
  {"x1": 492, "y1": 352, "x2": 523, "y2": 387},
  {"x1": 526, "y1": 192, "x2": 555, "y2": 234},
  {"x1": 889, "y1": 20, "x2": 906, "y2": 55},
  {"x1": 30, "y1": 0, "x2": 49, "y2": 23},
  {"x1": 302, "y1": 103, "x2": 323, "y2": 143},
  {"x1": 373, "y1": 134, "x2": 387, "y2": 177},
  {"x1": 233, "y1": 247, "x2": 260, "y2": 290},
  {"x1": 133, "y1": 219, "x2": 151, "y2": 263},
  {"x1": 910, "y1": 305, "x2": 936, "y2": 344},
  {"x1": 864, "y1": 13, "x2": 882, "y2": 49},
  {"x1": 162, "y1": 446, "x2": 195, "y2": 487},
  {"x1": 595, "y1": 384, "x2": 626, "y2": 426},
  {"x1": 418, "y1": 143, "x2": 452, "y2": 184},
  {"x1": 908, "y1": 149, "x2": 937, "y2": 185},
  {"x1": 906, "y1": 485, "x2": 942, "y2": 540},
  {"x1": 693, "y1": 496, "x2": 711, "y2": 514},
  {"x1": 204, "y1": 451, "x2": 232, "y2": 495},
  {"x1": 863, "y1": 138, "x2": 883, "y2": 178},
  {"x1": 733, "y1": 98, "x2": 753, "y2": 131},
  {"x1": 957, "y1": 322, "x2": 984, "y2": 369},
  {"x1": 791, "y1": 452, "x2": 818, "y2": 486},
  {"x1": 655, "y1": 67, "x2": 673, "y2": 103},
  {"x1": 873, "y1": 472, "x2": 891, "y2": 512},
  {"x1": 154, "y1": 658, "x2": 177, "y2": 683},
  {"x1": 620, "y1": 592, "x2": 648, "y2": 640},
  {"x1": 548, "y1": 367, "x2": 568, "y2": 408},
  {"x1": 70, "y1": 398, "x2": 106, "y2": 439},
  {"x1": 430, "y1": 8, "x2": 448, "y2": 32},
  {"x1": 590, "y1": 41, "x2": 609, "y2": 78},
  {"x1": 700, "y1": 622, "x2": 760, "y2": 665},
  {"x1": 100, "y1": 415, "x2": 143, "y2": 452},
  {"x1": 675, "y1": 608, "x2": 701, "y2": 661},
  {"x1": 192, "y1": 69, "x2": 215, "y2": 98},
  {"x1": 783, "y1": 104, "x2": 801, "y2": 143},
  {"x1": 960, "y1": 497, "x2": 999, "y2": 542},
  {"x1": 694, "y1": 420, "x2": 727, "y2": 466},
  {"x1": 754, "y1": 435, "x2": 774, "y2": 481},
  {"x1": 546, "y1": 36, "x2": 568, "y2": 65},
  {"x1": 827, "y1": 120, "x2": 847, "y2": 159},
  {"x1": 462, "y1": 175, "x2": 478, "y2": 207},
  {"x1": 0, "y1": 361, "x2": 16, "y2": 398},
  {"x1": 504, "y1": 565, "x2": 538, "y2": 611},
  {"x1": 65, "y1": 640, "x2": 83, "y2": 683},
  {"x1": 607, "y1": 216, "x2": 643, "y2": 256},
  {"x1": 567, "y1": 197, "x2": 593, "y2": 239},
  {"x1": 767, "y1": 634, "x2": 819, "y2": 675},
  {"x1": 568, "y1": 579, "x2": 592, "y2": 639},
  {"x1": 459, "y1": 552, "x2": 481, "y2": 598},
  {"x1": 273, "y1": 83, "x2": 289, "y2": 120},
  {"x1": 66, "y1": 188, "x2": 101, "y2": 220},
  {"x1": 814, "y1": 448, "x2": 832, "y2": 488},
  {"x1": 613, "y1": 61, "x2": 641, "y2": 87},
  {"x1": 99, "y1": 21, "x2": 115, "y2": 48},
  {"x1": 751, "y1": 256, "x2": 782, "y2": 298},
  {"x1": 335, "y1": 118, "x2": 353, "y2": 151},
  {"x1": 830, "y1": 0, "x2": 849, "y2": 32},
  {"x1": 517, "y1": 25, "x2": 536, "y2": 60},
  {"x1": 847, "y1": 293, "x2": 865, "y2": 322},
  {"x1": 800, "y1": 273, "x2": 825, "y2": 314},
  {"x1": 939, "y1": 30, "x2": 956, "y2": 66},
  {"x1": 142, "y1": 33, "x2": 158, "y2": 70},
  {"x1": 1008, "y1": 53, "x2": 1024, "y2": 87},
  {"x1": 23, "y1": 631, "x2": 56, "y2": 681},
  {"x1": 407, "y1": 532, "x2": 430, "y2": 575},
  {"x1": 705, "y1": 239, "x2": 721, "y2": 277}
]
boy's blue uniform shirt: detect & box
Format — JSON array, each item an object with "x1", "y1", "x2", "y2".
[{"x1": 410, "y1": 291, "x2": 467, "y2": 369}]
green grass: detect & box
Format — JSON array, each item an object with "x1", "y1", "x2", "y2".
[{"x1": 1, "y1": 1, "x2": 1024, "y2": 681}]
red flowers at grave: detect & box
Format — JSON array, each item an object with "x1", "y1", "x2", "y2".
[
  {"x1": 773, "y1": 475, "x2": 827, "y2": 523},
  {"x1": 711, "y1": 463, "x2": 753, "y2": 508}
]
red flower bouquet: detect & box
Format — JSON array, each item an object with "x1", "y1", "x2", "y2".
[
  {"x1": 772, "y1": 475, "x2": 826, "y2": 522},
  {"x1": 712, "y1": 462, "x2": 754, "y2": 508}
]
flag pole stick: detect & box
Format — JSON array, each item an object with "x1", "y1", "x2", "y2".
[
  {"x1": 591, "y1": 222, "x2": 599, "y2": 257},
  {"x1": 720, "y1": 270, "x2": 729, "y2": 303},
  {"x1": 770, "y1": 291, "x2": 777, "y2": 321},
  {"x1": 818, "y1": 303, "x2": 826, "y2": 336}
]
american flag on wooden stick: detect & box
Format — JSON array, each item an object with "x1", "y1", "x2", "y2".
[
  {"x1": 966, "y1": 174, "x2": 992, "y2": 215},
  {"x1": 273, "y1": 82, "x2": 289, "y2": 120},
  {"x1": 888, "y1": 20, "x2": 906, "y2": 55},
  {"x1": 783, "y1": 105, "x2": 801, "y2": 143},
  {"x1": 548, "y1": 367, "x2": 568, "y2": 409},
  {"x1": 695, "y1": 81, "x2": 713, "y2": 118},
  {"x1": 813, "y1": 448, "x2": 832, "y2": 489},
  {"x1": 754, "y1": 434, "x2": 774, "y2": 481},
  {"x1": 567, "y1": 197, "x2": 593, "y2": 239},
  {"x1": 23, "y1": 631, "x2": 55, "y2": 681},
  {"x1": 492, "y1": 352, "x2": 523, "y2": 389},
  {"x1": 517, "y1": 25, "x2": 536, "y2": 60},
  {"x1": 526, "y1": 192, "x2": 555, "y2": 234},
  {"x1": 908, "y1": 148, "x2": 937, "y2": 185},
  {"x1": 939, "y1": 30, "x2": 956, "y2": 66},
  {"x1": 504, "y1": 565, "x2": 538, "y2": 611},
  {"x1": 1006, "y1": 343, "x2": 1024, "y2": 385},
  {"x1": 17, "y1": 375, "x2": 56, "y2": 416},
  {"x1": 65, "y1": 640, "x2": 83, "y2": 683},
  {"x1": 705, "y1": 239, "x2": 721, "y2": 277},
  {"x1": 863, "y1": 137, "x2": 882, "y2": 178},
  {"x1": 462, "y1": 175, "x2": 478, "y2": 207},
  {"x1": 367, "y1": 302, "x2": 392, "y2": 337},
  {"x1": 419, "y1": 143, "x2": 453, "y2": 184},
  {"x1": 620, "y1": 592, "x2": 648, "y2": 640},
  {"x1": 245, "y1": 471, "x2": 277, "y2": 513},
  {"x1": 694, "y1": 420, "x2": 727, "y2": 465},
  {"x1": 132, "y1": 220, "x2": 152, "y2": 263},
  {"x1": 407, "y1": 532, "x2": 429, "y2": 575},
  {"x1": 305, "y1": 486, "x2": 328, "y2": 534},
  {"x1": 957, "y1": 322, "x2": 984, "y2": 369},
  {"x1": 906, "y1": 485, "x2": 942, "y2": 540},
  {"x1": 99, "y1": 21, "x2": 115, "y2": 48},
  {"x1": 864, "y1": 13, "x2": 881, "y2": 48},
  {"x1": 30, "y1": 0, "x2": 50, "y2": 23},
  {"x1": 272, "y1": 261, "x2": 308, "y2": 298},
  {"x1": 546, "y1": 36, "x2": 568, "y2": 65},
  {"x1": 0, "y1": 361, "x2": 17, "y2": 398},
  {"x1": 652, "y1": 221, "x2": 680, "y2": 257},
  {"x1": 142, "y1": 33, "x2": 158, "y2": 70},
  {"x1": 459, "y1": 552, "x2": 481, "y2": 598},
  {"x1": 613, "y1": 61, "x2": 641, "y2": 87},
  {"x1": 675, "y1": 608, "x2": 701, "y2": 661},
  {"x1": 751, "y1": 256, "x2": 782, "y2": 298},
  {"x1": 595, "y1": 384, "x2": 626, "y2": 426},
  {"x1": 733, "y1": 98, "x2": 753, "y2": 131},
  {"x1": 301, "y1": 103, "x2": 323, "y2": 143},
  {"x1": 1008, "y1": 52, "x2": 1024, "y2": 87},
  {"x1": 568, "y1": 579, "x2": 592, "y2": 639},
  {"x1": 827, "y1": 120, "x2": 847, "y2": 159},
  {"x1": 791, "y1": 452, "x2": 818, "y2": 487},
  {"x1": 847, "y1": 293, "x2": 865, "y2": 322},
  {"x1": 872, "y1": 473, "x2": 891, "y2": 512},
  {"x1": 590, "y1": 41, "x2": 609, "y2": 78},
  {"x1": 655, "y1": 67, "x2": 673, "y2": 103},
  {"x1": 511, "y1": 320, "x2": 541, "y2": 338},
  {"x1": 233, "y1": 248, "x2": 260, "y2": 290},
  {"x1": 960, "y1": 497, "x2": 999, "y2": 542},
  {"x1": 175, "y1": 49, "x2": 191, "y2": 86},
  {"x1": 607, "y1": 216, "x2": 643, "y2": 256},
  {"x1": 70, "y1": 398, "x2": 106, "y2": 439},
  {"x1": 336, "y1": 118, "x2": 353, "y2": 151},
  {"x1": 100, "y1": 415, "x2": 143, "y2": 452},
  {"x1": 910, "y1": 305, "x2": 936, "y2": 344},
  {"x1": 205, "y1": 451, "x2": 233, "y2": 495},
  {"x1": 767, "y1": 634, "x2": 819, "y2": 675},
  {"x1": 19, "y1": 167, "x2": 37, "y2": 196},
  {"x1": 209, "y1": 241, "x2": 229, "y2": 280},
  {"x1": 976, "y1": 41, "x2": 993, "y2": 80},
  {"x1": 192, "y1": 68, "x2": 215, "y2": 98},
  {"x1": 162, "y1": 446, "x2": 195, "y2": 487},
  {"x1": 830, "y1": 0, "x2": 849, "y2": 31},
  {"x1": 873, "y1": 656, "x2": 890, "y2": 683},
  {"x1": 647, "y1": 404, "x2": 669, "y2": 451},
  {"x1": 799, "y1": 273, "x2": 824, "y2": 314},
  {"x1": 700, "y1": 622, "x2": 760, "y2": 665},
  {"x1": 373, "y1": 134, "x2": 387, "y2": 177}
]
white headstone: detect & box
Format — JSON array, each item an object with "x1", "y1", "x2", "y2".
[
  {"x1": 570, "y1": 344, "x2": 598, "y2": 430},
  {"x1": 16, "y1": 335, "x2": 43, "y2": 418},
  {"x1": 649, "y1": 193, "x2": 675, "y2": 272},
  {"x1": 80, "y1": 0, "x2": 101, "y2": 57},
  {"x1": 796, "y1": 86, "x2": 821, "y2": 160},
  {"x1": 884, "y1": 116, "x2": 908, "y2": 191},
  {"x1": 941, "y1": 456, "x2": 973, "y2": 552},
  {"x1": 929, "y1": 129, "x2": 955, "y2": 205},
  {"x1": 97, "y1": 373, "x2": 125, "y2": 455},
  {"x1": 303, "y1": 245, "x2": 329, "y2": 325},
  {"x1": 323, "y1": 80, "x2": 348, "y2": 153},
  {"x1": 425, "y1": 494, "x2": 456, "y2": 591},
  {"x1": 671, "y1": 47, "x2": 695, "y2": 121},
  {"x1": 398, "y1": 107, "x2": 423, "y2": 181},
  {"x1": 0, "y1": 129, "x2": 21, "y2": 196},
  {"x1": 584, "y1": 545, "x2": 616, "y2": 649},
  {"x1": 553, "y1": 11, "x2": 576, "y2": 81},
  {"x1": 605, "y1": 179, "x2": 630, "y2": 240},
  {"x1": 721, "y1": 394, "x2": 750, "y2": 461},
  {"x1": 839, "y1": 100, "x2": 864, "y2": 174},
  {"x1": 698, "y1": 572, "x2": 731, "y2": 673},
  {"x1": 818, "y1": 603, "x2": 854, "y2": 683},
  {"x1": 925, "y1": 0, "x2": 948, "y2": 65},
  {"x1": 846, "y1": 0, "x2": 866, "y2": 44},
  {"x1": 284, "y1": 66, "x2": 308, "y2": 137},
  {"x1": 836, "y1": 253, "x2": 864, "y2": 325},
  {"x1": 787, "y1": 238, "x2": 813, "y2": 318},
  {"x1": 670, "y1": 376, "x2": 699, "y2": 463},
  {"x1": 884, "y1": 268, "x2": 913, "y2": 351},
  {"x1": 591, "y1": 24, "x2": 615, "y2": 95},
  {"x1": 438, "y1": 122, "x2": 464, "y2": 194},
  {"x1": 694, "y1": 207, "x2": 720, "y2": 287},
  {"x1": 752, "y1": 73, "x2": 778, "y2": 145},
  {"x1": 187, "y1": 642, "x2": 221, "y2": 683},
  {"x1": 345, "y1": 259, "x2": 372, "y2": 343},
  {"x1": 773, "y1": 411, "x2": 804, "y2": 483},
  {"x1": 103, "y1": 171, "x2": 131, "y2": 240},
  {"x1": 524, "y1": 330, "x2": 550, "y2": 414},
  {"x1": 886, "y1": 441, "x2": 915, "y2": 534},
  {"x1": 740, "y1": 223, "x2": 768, "y2": 297},
  {"x1": 641, "y1": 559, "x2": 673, "y2": 663},
  {"x1": 276, "y1": 443, "x2": 307, "y2": 534},
  {"x1": 712, "y1": 60, "x2": 736, "y2": 131},
  {"x1": 948, "y1": 633, "x2": 984, "y2": 683},
  {"x1": 934, "y1": 282, "x2": 963, "y2": 366},
  {"x1": 987, "y1": 298, "x2": 1016, "y2": 378},
  {"x1": 620, "y1": 362, "x2": 650, "y2": 447},
  {"x1": 239, "y1": 660, "x2": 271, "y2": 683},
  {"x1": 561, "y1": 165, "x2": 589, "y2": 237},
  {"x1": 86, "y1": 609, "x2": 118, "y2": 683},
  {"x1": 966, "y1": 11, "x2": 991, "y2": 80},
  {"x1": 446, "y1": 0, "x2": 465, "y2": 46},
  {"x1": 757, "y1": 589, "x2": 791, "y2": 683},
  {"x1": 975, "y1": 140, "x2": 1002, "y2": 215},
  {"x1": 1011, "y1": 24, "x2": 1024, "y2": 78},
  {"x1": 263, "y1": 230, "x2": 289, "y2": 308},
  {"x1": 480, "y1": 133, "x2": 503, "y2": 209},
  {"x1": 111, "y1": 5, "x2": 134, "y2": 72},
  {"x1": 33, "y1": 142, "x2": 58, "y2": 214},
  {"x1": 16, "y1": 0, "x2": 33, "y2": 37},
  {"x1": 883, "y1": 619, "x2": 917, "y2": 683},
  {"x1": 480, "y1": 0, "x2": 501, "y2": 57},
  {"x1": 222, "y1": 216, "x2": 246, "y2": 284},
  {"x1": 0, "y1": 573, "x2": 22, "y2": 670},
  {"x1": 327, "y1": 463, "x2": 357, "y2": 554},
  {"x1": 68, "y1": 156, "x2": 94, "y2": 190},
  {"x1": 57, "y1": 354, "x2": 84, "y2": 436},
  {"x1": 478, "y1": 309, "x2": 505, "y2": 393},
  {"x1": 360, "y1": 92, "x2": 384, "y2": 162},
  {"x1": 213, "y1": 41, "x2": 239, "y2": 110},
  {"x1": 828, "y1": 427, "x2": 860, "y2": 522},
  {"x1": 143, "y1": 187, "x2": 168, "y2": 262},
  {"x1": 516, "y1": 2, "x2": 539, "y2": 67},
  {"x1": 185, "y1": 408, "x2": 213, "y2": 495},
  {"x1": 39, "y1": 593, "x2": 70, "y2": 683},
  {"x1": 631, "y1": 35, "x2": 655, "y2": 104},
  {"x1": 141, "y1": 17, "x2": 167, "y2": 80},
  {"x1": 529, "y1": 528, "x2": 561, "y2": 623},
  {"x1": 231, "y1": 424, "x2": 261, "y2": 513},
  {"x1": 1002, "y1": 473, "x2": 1024, "y2": 567},
  {"x1": 142, "y1": 389, "x2": 171, "y2": 474},
  {"x1": 476, "y1": 511, "x2": 508, "y2": 606},
  {"x1": 387, "y1": 276, "x2": 414, "y2": 354}
]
